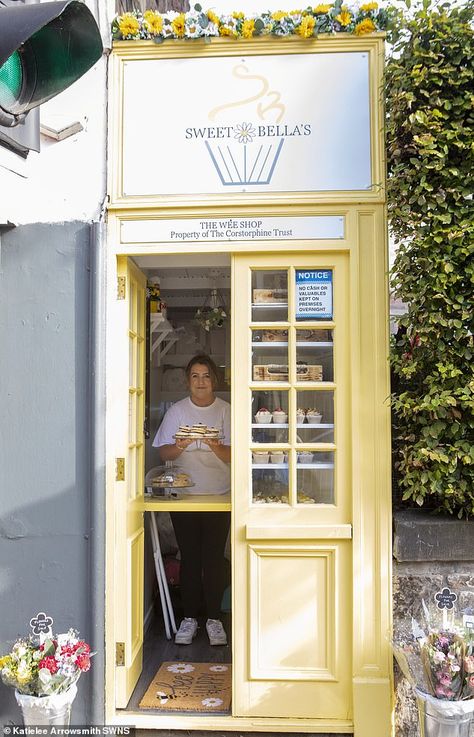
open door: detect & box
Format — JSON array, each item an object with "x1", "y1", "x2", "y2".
[
  {"x1": 232, "y1": 253, "x2": 352, "y2": 720},
  {"x1": 114, "y1": 256, "x2": 147, "y2": 707}
]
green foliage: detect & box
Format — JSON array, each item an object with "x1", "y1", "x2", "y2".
[{"x1": 386, "y1": 1, "x2": 474, "y2": 516}]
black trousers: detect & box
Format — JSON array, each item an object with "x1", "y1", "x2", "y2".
[{"x1": 170, "y1": 511, "x2": 231, "y2": 620}]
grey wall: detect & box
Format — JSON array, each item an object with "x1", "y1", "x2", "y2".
[{"x1": 0, "y1": 222, "x2": 104, "y2": 724}]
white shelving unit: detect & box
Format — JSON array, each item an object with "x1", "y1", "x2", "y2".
[{"x1": 150, "y1": 313, "x2": 180, "y2": 366}]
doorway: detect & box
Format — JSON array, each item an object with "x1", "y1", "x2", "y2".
[{"x1": 125, "y1": 253, "x2": 232, "y2": 714}]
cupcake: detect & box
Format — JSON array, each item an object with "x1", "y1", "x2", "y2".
[
  {"x1": 272, "y1": 407, "x2": 288, "y2": 424},
  {"x1": 306, "y1": 408, "x2": 322, "y2": 424},
  {"x1": 296, "y1": 408, "x2": 306, "y2": 424},
  {"x1": 298, "y1": 451, "x2": 313, "y2": 464},
  {"x1": 270, "y1": 451, "x2": 285, "y2": 464},
  {"x1": 253, "y1": 450, "x2": 270, "y2": 464},
  {"x1": 255, "y1": 407, "x2": 272, "y2": 424}
]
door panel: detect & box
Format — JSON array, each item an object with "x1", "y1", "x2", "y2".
[
  {"x1": 115, "y1": 257, "x2": 146, "y2": 707},
  {"x1": 232, "y1": 253, "x2": 352, "y2": 719}
]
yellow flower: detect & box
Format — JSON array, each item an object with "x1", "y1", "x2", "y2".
[
  {"x1": 241, "y1": 18, "x2": 255, "y2": 37},
  {"x1": 232, "y1": 11, "x2": 245, "y2": 18},
  {"x1": 355, "y1": 17, "x2": 376, "y2": 34},
  {"x1": 118, "y1": 13, "x2": 140, "y2": 37},
  {"x1": 272, "y1": 10, "x2": 287, "y2": 20},
  {"x1": 336, "y1": 7, "x2": 352, "y2": 25},
  {"x1": 296, "y1": 15, "x2": 315, "y2": 36},
  {"x1": 360, "y1": 1, "x2": 378, "y2": 10},
  {"x1": 290, "y1": 9, "x2": 302, "y2": 15},
  {"x1": 0, "y1": 655, "x2": 11, "y2": 668},
  {"x1": 143, "y1": 10, "x2": 163, "y2": 35},
  {"x1": 171, "y1": 13, "x2": 186, "y2": 37},
  {"x1": 207, "y1": 10, "x2": 220, "y2": 25},
  {"x1": 313, "y1": 4, "x2": 331, "y2": 13},
  {"x1": 219, "y1": 25, "x2": 235, "y2": 36}
]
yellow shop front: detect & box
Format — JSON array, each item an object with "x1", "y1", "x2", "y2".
[{"x1": 105, "y1": 35, "x2": 393, "y2": 737}]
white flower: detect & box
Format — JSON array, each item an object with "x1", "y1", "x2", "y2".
[
  {"x1": 201, "y1": 697, "x2": 224, "y2": 707},
  {"x1": 203, "y1": 21, "x2": 219, "y2": 36},
  {"x1": 234, "y1": 122, "x2": 256, "y2": 144},
  {"x1": 209, "y1": 665, "x2": 228, "y2": 672},
  {"x1": 166, "y1": 663, "x2": 195, "y2": 674},
  {"x1": 185, "y1": 13, "x2": 202, "y2": 38},
  {"x1": 432, "y1": 651, "x2": 446, "y2": 663}
]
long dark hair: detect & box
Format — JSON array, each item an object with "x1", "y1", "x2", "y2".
[{"x1": 185, "y1": 354, "x2": 219, "y2": 389}]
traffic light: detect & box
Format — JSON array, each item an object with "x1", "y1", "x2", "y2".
[{"x1": 0, "y1": 0, "x2": 102, "y2": 150}]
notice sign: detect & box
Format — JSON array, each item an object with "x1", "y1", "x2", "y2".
[{"x1": 295, "y1": 270, "x2": 333, "y2": 320}]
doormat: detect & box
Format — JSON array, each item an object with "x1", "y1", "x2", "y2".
[{"x1": 139, "y1": 662, "x2": 231, "y2": 712}]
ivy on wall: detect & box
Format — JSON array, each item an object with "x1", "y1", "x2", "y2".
[{"x1": 386, "y1": 1, "x2": 474, "y2": 516}]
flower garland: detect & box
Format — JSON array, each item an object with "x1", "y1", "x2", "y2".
[{"x1": 112, "y1": 2, "x2": 390, "y2": 42}]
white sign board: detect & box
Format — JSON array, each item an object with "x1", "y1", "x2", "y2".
[
  {"x1": 295, "y1": 269, "x2": 333, "y2": 319},
  {"x1": 121, "y1": 216, "x2": 344, "y2": 244},
  {"x1": 122, "y1": 52, "x2": 371, "y2": 197}
]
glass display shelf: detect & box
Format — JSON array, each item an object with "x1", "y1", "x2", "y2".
[
  {"x1": 252, "y1": 463, "x2": 288, "y2": 469},
  {"x1": 252, "y1": 423, "x2": 289, "y2": 428},
  {"x1": 296, "y1": 462, "x2": 334, "y2": 469},
  {"x1": 297, "y1": 423, "x2": 334, "y2": 429}
]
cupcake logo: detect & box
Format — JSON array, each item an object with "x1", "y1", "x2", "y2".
[{"x1": 184, "y1": 63, "x2": 312, "y2": 187}]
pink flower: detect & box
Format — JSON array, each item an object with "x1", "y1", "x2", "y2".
[
  {"x1": 435, "y1": 684, "x2": 454, "y2": 699},
  {"x1": 76, "y1": 653, "x2": 91, "y2": 672},
  {"x1": 437, "y1": 671, "x2": 452, "y2": 687},
  {"x1": 39, "y1": 656, "x2": 58, "y2": 674},
  {"x1": 464, "y1": 656, "x2": 474, "y2": 674}
]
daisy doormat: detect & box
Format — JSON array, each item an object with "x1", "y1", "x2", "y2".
[{"x1": 139, "y1": 661, "x2": 231, "y2": 712}]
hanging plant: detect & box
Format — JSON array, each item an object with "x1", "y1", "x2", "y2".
[{"x1": 195, "y1": 305, "x2": 227, "y2": 331}]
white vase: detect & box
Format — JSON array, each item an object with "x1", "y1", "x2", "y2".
[
  {"x1": 415, "y1": 689, "x2": 474, "y2": 737},
  {"x1": 15, "y1": 684, "x2": 78, "y2": 726}
]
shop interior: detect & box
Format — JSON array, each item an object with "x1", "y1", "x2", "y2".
[{"x1": 125, "y1": 254, "x2": 336, "y2": 712}]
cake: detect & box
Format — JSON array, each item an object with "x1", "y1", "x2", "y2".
[
  {"x1": 306, "y1": 409, "x2": 323, "y2": 424},
  {"x1": 255, "y1": 408, "x2": 272, "y2": 423},
  {"x1": 175, "y1": 423, "x2": 220, "y2": 438},
  {"x1": 272, "y1": 408, "x2": 287, "y2": 423}
]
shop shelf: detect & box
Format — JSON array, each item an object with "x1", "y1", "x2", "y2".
[{"x1": 252, "y1": 423, "x2": 289, "y2": 428}]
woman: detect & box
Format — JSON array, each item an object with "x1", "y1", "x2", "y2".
[{"x1": 153, "y1": 354, "x2": 231, "y2": 646}]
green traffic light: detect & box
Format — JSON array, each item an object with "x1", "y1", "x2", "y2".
[{"x1": 0, "y1": 50, "x2": 23, "y2": 109}]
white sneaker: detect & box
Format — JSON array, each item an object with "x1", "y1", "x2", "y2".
[
  {"x1": 175, "y1": 618, "x2": 198, "y2": 645},
  {"x1": 206, "y1": 618, "x2": 227, "y2": 646}
]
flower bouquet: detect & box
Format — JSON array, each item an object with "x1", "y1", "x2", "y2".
[
  {"x1": 0, "y1": 613, "x2": 93, "y2": 725},
  {"x1": 393, "y1": 592, "x2": 474, "y2": 737}
]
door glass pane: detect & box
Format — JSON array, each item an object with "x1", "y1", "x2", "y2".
[
  {"x1": 252, "y1": 389, "x2": 289, "y2": 443},
  {"x1": 252, "y1": 453, "x2": 289, "y2": 504},
  {"x1": 252, "y1": 328, "x2": 288, "y2": 382},
  {"x1": 296, "y1": 390, "x2": 334, "y2": 443},
  {"x1": 297, "y1": 451, "x2": 335, "y2": 504},
  {"x1": 296, "y1": 329, "x2": 333, "y2": 383},
  {"x1": 252, "y1": 270, "x2": 288, "y2": 322}
]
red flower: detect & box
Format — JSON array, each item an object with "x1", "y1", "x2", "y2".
[
  {"x1": 39, "y1": 656, "x2": 58, "y2": 674},
  {"x1": 76, "y1": 653, "x2": 91, "y2": 672},
  {"x1": 74, "y1": 641, "x2": 91, "y2": 654}
]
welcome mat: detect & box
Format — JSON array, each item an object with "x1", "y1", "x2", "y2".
[{"x1": 139, "y1": 661, "x2": 231, "y2": 712}]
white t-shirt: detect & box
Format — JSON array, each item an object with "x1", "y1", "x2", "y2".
[{"x1": 152, "y1": 396, "x2": 231, "y2": 495}]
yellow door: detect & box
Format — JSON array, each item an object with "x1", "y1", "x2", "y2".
[
  {"x1": 232, "y1": 253, "x2": 352, "y2": 720},
  {"x1": 114, "y1": 256, "x2": 146, "y2": 707}
]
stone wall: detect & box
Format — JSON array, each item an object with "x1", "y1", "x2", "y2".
[{"x1": 393, "y1": 510, "x2": 474, "y2": 736}]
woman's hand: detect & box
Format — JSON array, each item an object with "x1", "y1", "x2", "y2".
[
  {"x1": 202, "y1": 438, "x2": 231, "y2": 463},
  {"x1": 175, "y1": 437, "x2": 194, "y2": 451}
]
